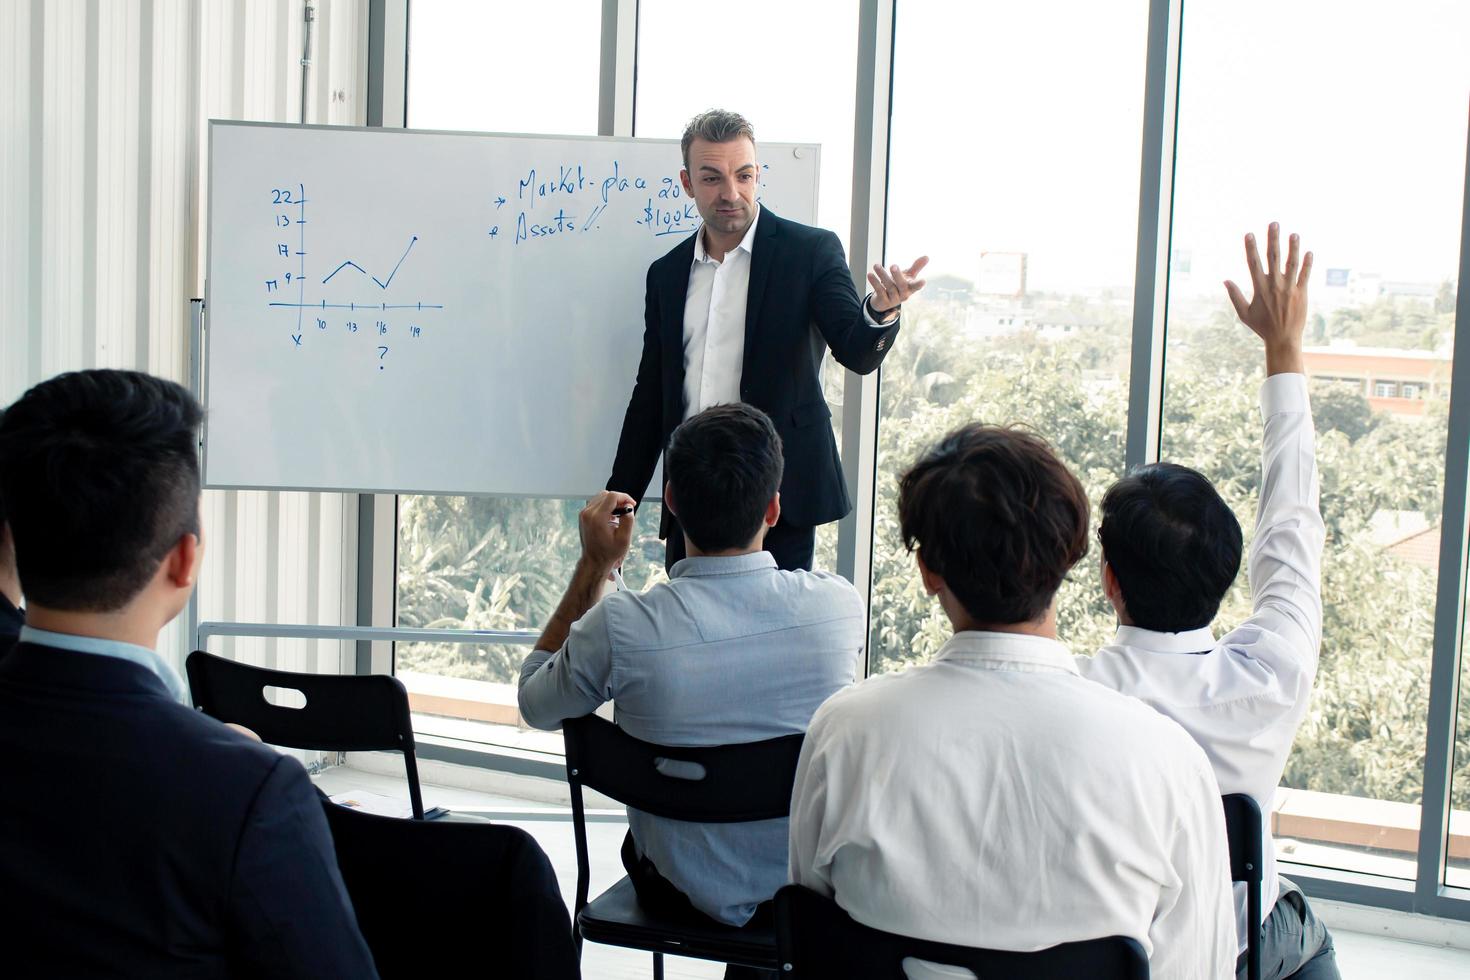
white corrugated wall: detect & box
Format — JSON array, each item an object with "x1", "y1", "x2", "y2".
[{"x1": 1, "y1": 0, "x2": 371, "y2": 680}]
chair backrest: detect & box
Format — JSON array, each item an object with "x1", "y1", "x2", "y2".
[
  {"x1": 186, "y1": 650, "x2": 424, "y2": 818},
  {"x1": 774, "y1": 885, "x2": 1149, "y2": 979},
  {"x1": 1222, "y1": 793, "x2": 1264, "y2": 980},
  {"x1": 1221, "y1": 793, "x2": 1264, "y2": 885},
  {"x1": 561, "y1": 713, "x2": 805, "y2": 917},
  {"x1": 322, "y1": 799, "x2": 579, "y2": 980},
  {"x1": 562, "y1": 713, "x2": 804, "y2": 823}
]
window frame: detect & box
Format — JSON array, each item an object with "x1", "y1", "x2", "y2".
[{"x1": 365, "y1": 0, "x2": 1470, "y2": 920}]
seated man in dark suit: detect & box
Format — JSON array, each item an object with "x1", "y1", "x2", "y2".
[
  {"x1": 0, "y1": 370, "x2": 378, "y2": 979},
  {"x1": 0, "y1": 483, "x2": 20, "y2": 659}
]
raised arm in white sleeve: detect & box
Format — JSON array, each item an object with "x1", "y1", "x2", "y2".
[{"x1": 1218, "y1": 372, "x2": 1325, "y2": 701}]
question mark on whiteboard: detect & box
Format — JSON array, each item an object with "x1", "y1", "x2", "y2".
[{"x1": 378, "y1": 346, "x2": 389, "y2": 370}]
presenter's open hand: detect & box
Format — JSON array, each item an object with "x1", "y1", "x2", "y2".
[
  {"x1": 579, "y1": 490, "x2": 637, "y2": 576},
  {"x1": 869, "y1": 255, "x2": 930, "y2": 316},
  {"x1": 1224, "y1": 222, "x2": 1312, "y2": 376}
]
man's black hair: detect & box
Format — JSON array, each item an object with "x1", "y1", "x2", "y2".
[
  {"x1": 0, "y1": 370, "x2": 203, "y2": 612},
  {"x1": 899, "y1": 424, "x2": 1090, "y2": 625},
  {"x1": 665, "y1": 403, "x2": 784, "y2": 553},
  {"x1": 1099, "y1": 462, "x2": 1243, "y2": 632}
]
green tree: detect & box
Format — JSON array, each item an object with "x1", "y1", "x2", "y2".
[
  {"x1": 1435, "y1": 279, "x2": 1456, "y2": 316},
  {"x1": 1309, "y1": 380, "x2": 1378, "y2": 443}
]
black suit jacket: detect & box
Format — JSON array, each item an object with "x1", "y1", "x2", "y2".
[
  {"x1": 0, "y1": 641, "x2": 380, "y2": 979},
  {"x1": 0, "y1": 594, "x2": 21, "y2": 660},
  {"x1": 608, "y1": 207, "x2": 900, "y2": 532},
  {"x1": 323, "y1": 801, "x2": 579, "y2": 979}
]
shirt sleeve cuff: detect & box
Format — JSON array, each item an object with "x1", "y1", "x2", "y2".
[
  {"x1": 1261, "y1": 372, "x2": 1310, "y2": 418},
  {"x1": 863, "y1": 294, "x2": 899, "y2": 327}
]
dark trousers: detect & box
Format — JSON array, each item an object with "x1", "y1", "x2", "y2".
[
  {"x1": 1239, "y1": 878, "x2": 1340, "y2": 980},
  {"x1": 620, "y1": 832, "x2": 777, "y2": 980},
  {"x1": 663, "y1": 515, "x2": 817, "y2": 573}
]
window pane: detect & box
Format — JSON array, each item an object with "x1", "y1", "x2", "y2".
[
  {"x1": 395, "y1": 495, "x2": 671, "y2": 752},
  {"x1": 398, "y1": 0, "x2": 610, "y2": 749},
  {"x1": 635, "y1": 0, "x2": 859, "y2": 571},
  {"x1": 871, "y1": 0, "x2": 1147, "y2": 673},
  {"x1": 406, "y1": 0, "x2": 601, "y2": 135},
  {"x1": 1163, "y1": 0, "x2": 1469, "y2": 880},
  {"x1": 1452, "y1": 522, "x2": 1470, "y2": 889}
]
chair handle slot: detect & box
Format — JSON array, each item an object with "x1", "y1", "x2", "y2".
[
  {"x1": 653, "y1": 758, "x2": 707, "y2": 781},
  {"x1": 262, "y1": 685, "x2": 308, "y2": 709}
]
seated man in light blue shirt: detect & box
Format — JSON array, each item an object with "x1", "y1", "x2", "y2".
[{"x1": 518, "y1": 403, "x2": 864, "y2": 947}]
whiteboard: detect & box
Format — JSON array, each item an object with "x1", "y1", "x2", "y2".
[{"x1": 203, "y1": 121, "x2": 819, "y2": 496}]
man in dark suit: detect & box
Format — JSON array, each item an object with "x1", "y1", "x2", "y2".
[
  {"x1": 0, "y1": 370, "x2": 378, "y2": 979},
  {"x1": 608, "y1": 109, "x2": 927, "y2": 571}
]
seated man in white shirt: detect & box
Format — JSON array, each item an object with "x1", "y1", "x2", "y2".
[
  {"x1": 1077, "y1": 224, "x2": 1337, "y2": 980},
  {"x1": 519, "y1": 403, "x2": 864, "y2": 980},
  {"x1": 788, "y1": 422, "x2": 1235, "y2": 980}
]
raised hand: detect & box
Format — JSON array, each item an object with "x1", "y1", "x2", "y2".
[
  {"x1": 1224, "y1": 223, "x2": 1312, "y2": 376},
  {"x1": 869, "y1": 255, "x2": 930, "y2": 315}
]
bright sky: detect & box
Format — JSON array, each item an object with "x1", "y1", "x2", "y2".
[{"x1": 408, "y1": 0, "x2": 1470, "y2": 294}]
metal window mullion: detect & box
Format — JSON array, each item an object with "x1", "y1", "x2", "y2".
[
  {"x1": 1413, "y1": 110, "x2": 1470, "y2": 909},
  {"x1": 1123, "y1": 0, "x2": 1183, "y2": 471},
  {"x1": 837, "y1": 0, "x2": 896, "y2": 677},
  {"x1": 363, "y1": 0, "x2": 408, "y2": 675},
  {"x1": 598, "y1": 0, "x2": 636, "y2": 137},
  {"x1": 366, "y1": 0, "x2": 406, "y2": 128}
]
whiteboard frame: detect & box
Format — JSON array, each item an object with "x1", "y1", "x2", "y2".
[{"x1": 202, "y1": 119, "x2": 821, "y2": 498}]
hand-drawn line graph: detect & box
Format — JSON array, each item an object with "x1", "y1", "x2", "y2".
[
  {"x1": 321, "y1": 235, "x2": 420, "y2": 289},
  {"x1": 266, "y1": 188, "x2": 444, "y2": 334}
]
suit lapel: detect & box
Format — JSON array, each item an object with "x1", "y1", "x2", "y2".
[
  {"x1": 742, "y1": 207, "x2": 781, "y2": 382},
  {"x1": 662, "y1": 234, "x2": 697, "y2": 408}
]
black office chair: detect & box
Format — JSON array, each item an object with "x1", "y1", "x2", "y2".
[
  {"x1": 562, "y1": 713, "x2": 805, "y2": 979},
  {"x1": 773, "y1": 884, "x2": 1150, "y2": 979},
  {"x1": 1223, "y1": 793, "x2": 1264, "y2": 980},
  {"x1": 322, "y1": 798, "x2": 580, "y2": 979},
  {"x1": 186, "y1": 649, "x2": 426, "y2": 819}
]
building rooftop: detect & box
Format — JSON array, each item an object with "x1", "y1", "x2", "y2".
[{"x1": 1304, "y1": 342, "x2": 1451, "y2": 362}]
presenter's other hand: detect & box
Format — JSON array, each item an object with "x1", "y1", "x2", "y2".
[
  {"x1": 869, "y1": 255, "x2": 930, "y2": 316},
  {"x1": 579, "y1": 490, "x2": 637, "y2": 576},
  {"x1": 1224, "y1": 222, "x2": 1311, "y2": 377}
]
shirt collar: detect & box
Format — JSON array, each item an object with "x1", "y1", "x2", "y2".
[
  {"x1": 17, "y1": 625, "x2": 190, "y2": 703},
  {"x1": 692, "y1": 204, "x2": 761, "y2": 265},
  {"x1": 932, "y1": 630, "x2": 1080, "y2": 674},
  {"x1": 669, "y1": 550, "x2": 779, "y2": 579},
  {"x1": 1110, "y1": 623, "x2": 1218, "y2": 654}
]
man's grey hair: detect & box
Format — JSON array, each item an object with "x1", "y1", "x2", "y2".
[{"x1": 681, "y1": 110, "x2": 756, "y2": 171}]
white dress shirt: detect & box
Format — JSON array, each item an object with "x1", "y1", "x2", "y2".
[
  {"x1": 680, "y1": 205, "x2": 893, "y2": 418},
  {"x1": 1077, "y1": 373, "x2": 1323, "y2": 953},
  {"x1": 682, "y1": 208, "x2": 760, "y2": 417},
  {"x1": 789, "y1": 630, "x2": 1235, "y2": 980}
]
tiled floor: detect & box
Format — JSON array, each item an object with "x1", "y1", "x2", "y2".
[{"x1": 315, "y1": 767, "x2": 1470, "y2": 979}]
